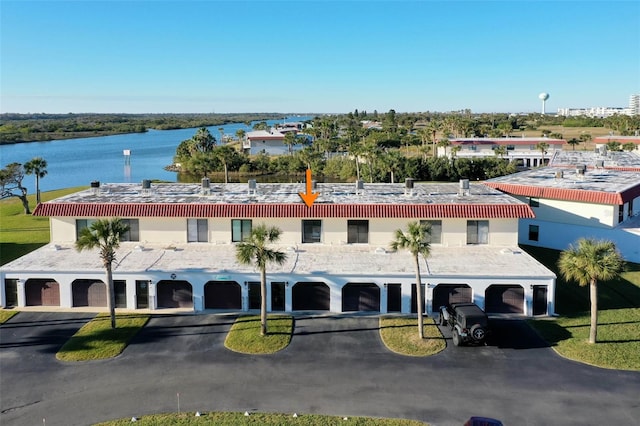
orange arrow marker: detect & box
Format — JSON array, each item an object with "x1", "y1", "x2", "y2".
[{"x1": 299, "y1": 168, "x2": 319, "y2": 208}]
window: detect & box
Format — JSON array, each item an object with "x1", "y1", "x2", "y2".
[
  {"x1": 232, "y1": 219, "x2": 252, "y2": 242},
  {"x1": 120, "y1": 219, "x2": 139, "y2": 242},
  {"x1": 347, "y1": 220, "x2": 369, "y2": 244},
  {"x1": 76, "y1": 219, "x2": 96, "y2": 240},
  {"x1": 528, "y1": 224, "x2": 539, "y2": 241},
  {"x1": 302, "y1": 220, "x2": 322, "y2": 243},
  {"x1": 618, "y1": 205, "x2": 624, "y2": 223},
  {"x1": 467, "y1": 220, "x2": 489, "y2": 244},
  {"x1": 529, "y1": 198, "x2": 539, "y2": 208},
  {"x1": 420, "y1": 220, "x2": 442, "y2": 244},
  {"x1": 187, "y1": 219, "x2": 208, "y2": 242}
]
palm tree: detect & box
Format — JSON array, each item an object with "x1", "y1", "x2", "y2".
[
  {"x1": 218, "y1": 127, "x2": 225, "y2": 144},
  {"x1": 235, "y1": 129, "x2": 246, "y2": 145},
  {"x1": 236, "y1": 224, "x2": 287, "y2": 335},
  {"x1": 24, "y1": 157, "x2": 47, "y2": 205},
  {"x1": 493, "y1": 145, "x2": 507, "y2": 159},
  {"x1": 75, "y1": 218, "x2": 130, "y2": 329},
  {"x1": 558, "y1": 238, "x2": 624, "y2": 344},
  {"x1": 389, "y1": 221, "x2": 432, "y2": 338},
  {"x1": 437, "y1": 138, "x2": 451, "y2": 158},
  {"x1": 213, "y1": 145, "x2": 236, "y2": 184},
  {"x1": 192, "y1": 127, "x2": 216, "y2": 152},
  {"x1": 536, "y1": 142, "x2": 549, "y2": 166}
]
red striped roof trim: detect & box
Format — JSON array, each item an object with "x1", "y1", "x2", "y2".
[
  {"x1": 484, "y1": 182, "x2": 637, "y2": 205},
  {"x1": 33, "y1": 203, "x2": 534, "y2": 219}
]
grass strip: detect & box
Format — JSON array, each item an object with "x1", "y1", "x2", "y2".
[
  {"x1": 379, "y1": 316, "x2": 446, "y2": 356},
  {"x1": 0, "y1": 186, "x2": 85, "y2": 265},
  {"x1": 0, "y1": 310, "x2": 18, "y2": 324},
  {"x1": 528, "y1": 308, "x2": 640, "y2": 371},
  {"x1": 224, "y1": 314, "x2": 293, "y2": 354},
  {"x1": 56, "y1": 313, "x2": 149, "y2": 361},
  {"x1": 95, "y1": 411, "x2": 427, "y2": 425}
]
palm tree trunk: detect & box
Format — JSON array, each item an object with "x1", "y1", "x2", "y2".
[
  {"x1": 414, "y1": 255, "x2": 424, "y2": 339},
  {"x1": 589, "y1": 279, "x2": 598, "y2": 344},
  {"x1": 36, "y1": 175, "x2": 41, "y2": 204},
  {"x1": 260, "y1": 266, "x2": 268, "y2": 336},
  {"x1": 106, "y1": 264, "x2": 116, "y2": 329}
]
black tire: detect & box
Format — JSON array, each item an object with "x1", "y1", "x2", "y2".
[
  {"x1": 470, "y1": 324, "x2": 486, "y2": 342},
  {"x1": 452, "y1": 328, "x2": 461, "y2": 346}
]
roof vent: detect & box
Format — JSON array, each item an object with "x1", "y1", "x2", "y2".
[
  {"x1": 141, "y1": 179, "x2": 152, "y2": 195},
  {"x1": 312, "y1": 180, "x2": 317, "y2": 191},
  {"x1": 90, "y1": 180, "x2": 100, "y2": 195},
  {"x1": 248, "y1": 179, "x2": 258, "y2": 196},
  {"x1": 555, "y1": 170, "x2": 564, "y2": 179},
  {"x1": 404, "y1": 178, "x2": 415, "y2": 196},
  {"x1": 576, "y1": 164, "x2": 586, "y2": 175},
  {"x1": 355, "y1": 179, "x2": 364, "y2": 195},
  {"x1": 201, "y1": 177, "x2": 211, "y2": 195},
  {"x1": 458, "y1": 178, "x2": 470, "y2": 196},
  {"x1": 595, "y1": 159, "x2": 604, "y2": 168}
]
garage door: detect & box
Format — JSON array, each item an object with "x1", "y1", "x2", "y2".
[
  {"x1": 342, "y1": 283, "x2": 380, "y2": 312},
  {"x1": 485, "y1": 285, "x2": 524, "y2": 313},
  {"x1": 25, "y1": 279, "x2": 60, "y2": 306},
  {"x1": 432, "y1": 284, "x2": 472, "y2": 311},
  {"x1": 157, "y1": 280, "x2": 193, "y2": 308},
  {"x1": 72, "y1": 279, "x2": 107, "y2": 307},
  {"x1": 292, "y1": 282, "x2": 330, "y2": 311},
  {"x1": 204, "y1": 281, "x2": 241, "y2": 309}
]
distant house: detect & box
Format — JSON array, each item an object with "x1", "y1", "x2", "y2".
[
  {"x1": 244, "y1": 129, "x2": 288, "y2": 155},
  {"x1": 486, "y1": 150, "x2": 640, "y2": 263},
  {"x1": 593, "y1": 135, "x2": 640, "y2": 151},
  {"x1": 440, "y1": 137, "x2": 566, "y2": 167}
]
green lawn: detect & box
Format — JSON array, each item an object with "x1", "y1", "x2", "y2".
[
  {"x1": 521, "y1": 245, "x2": 640, "y2": 370},
  {"x1": 0, "y1": 186, "x2": 85, "y2": 265},
  {"x1": 0, "y1": 310, "x2": 18, "y2": 323},
  {"x1": 95, "y1": 412, "x2": 427, "y2": 425},
  {"x1": 379, "y1": 316, "x2": 446, "y2": 356},
  {"x1": 56, "y1": 313, "x2": 150, "y2": 361},
  {"x1": 224, "y1": 315, "x2": 293, "y2": 354}
]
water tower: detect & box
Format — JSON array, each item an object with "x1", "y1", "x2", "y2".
[{"x1": 539, "y1": 92, "x2": 549, "y2": 114}]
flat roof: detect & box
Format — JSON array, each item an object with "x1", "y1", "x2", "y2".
[
  {"x1": 486, "y1": 165, "x2": 640, "y2": 204},
  {"x1": 449, "y1": 137, "x2": 565, "y2": 146},
  {"x1": 551, "y1": 150, "x2": 640, "y2": 170},
  {"x1": 0, "y1": 242, "x2": 555, "y2": 279},
  {"x1": 33, "y1": 182, "x2": 534, "y2": 219}
]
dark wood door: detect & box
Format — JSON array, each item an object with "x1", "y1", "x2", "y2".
[
  {"x1": 271, "y1": 282, "x2": 285, "y2": 311},
  {"x1": 136, "y1": 280, "x2": 149, "y2": 309},
  {"x1": 533, "y1": 286, "x2": 547, "y2": 315},
  {"x1": 386, "y1": 283, "x2": 401, "y2": 313}
]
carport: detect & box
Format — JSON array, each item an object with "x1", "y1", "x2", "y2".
[
  {"x1": 25, "y1": 278, "x2": 60, "y2": 306},
  {"x1": 72, "y1": 279, "x2": 106, "y2": 307},
  {"x1": 485, "y1": 284, "x2": 524, "y2": 313},
  {"x1": 432, "y1": 284, "x2": 472, "y2": 311},
  {"x1": 204, "y1": 281, "x2": 241, "y2": 309},
  {"x1": 342, "y1": 283, "x2": 380, "y2": 312},
  {"x1": 157, "y1": 280, "x2": 193, "y2": 309},
  {"x1": 292, "y1": 282, "x2": 330, "y2": 311}
]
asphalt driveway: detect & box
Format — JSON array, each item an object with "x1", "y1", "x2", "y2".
[{"x1": 1, "y1": 312, "x2": 639, "y2": 426}]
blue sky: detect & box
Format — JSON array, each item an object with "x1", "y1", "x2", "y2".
[{"x1": 1, "y1": 0, "x2": 639, "y2": 114}]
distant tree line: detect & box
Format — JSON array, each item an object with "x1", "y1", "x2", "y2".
[{"x1": 0, "y1": 113, "x2": 284, "y2": 144}]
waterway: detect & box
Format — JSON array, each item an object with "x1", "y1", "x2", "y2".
[{"x1": 0, "y1": 116, "x2": 313, "y2": 194}]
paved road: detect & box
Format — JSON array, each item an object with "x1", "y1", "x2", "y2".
[{"x1": 1, "y1": 312, "x2": 639, "y2": 426}]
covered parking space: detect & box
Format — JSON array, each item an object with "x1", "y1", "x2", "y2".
[
  {"x1": 485, "y1": 284, "x2": 524, "y2": 313},
  {"x1": 204, "y1": 281, "x2": 241, "y2": 310},
  {"x1": 431, "y1": 283, "x2": 472, "y2": 311},
  {"x1": 25, "y1": 278, "x2": 60, "y2": 306},
  {"x1": 157, "y1": 280, "x2": 193, "y2": 309},
  {"x1": 292, "y1": 281, "x2": 330, "y2": 311},
  {"x1": 72, "y1": 279, "x2": 106, "y2": 307},
  {"x1": 341, "y1": 283, "x2": 380, "y2": 312}
]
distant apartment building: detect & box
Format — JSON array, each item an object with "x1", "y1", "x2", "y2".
[
  {"x1": 439, "y1": 137, "x2": 566, "y2": 167},
  {"x1": 557, "y1": 94, "x2": 639, "y2": 117}
]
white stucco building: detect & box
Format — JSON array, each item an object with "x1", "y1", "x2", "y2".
[
  {"x1": 1, "y1": 180, "x2": 555, "y2": 316},
  {"x1": 487, "y1": 151, "x2": 640, "y2": 263},
  {"x1": 440, "y1": 137, "x2": 566, "y2": 168}
]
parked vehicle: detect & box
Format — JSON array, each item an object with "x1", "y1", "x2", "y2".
[{"x1": 439, "y1": 303, "x2": 490, "y2": 346}]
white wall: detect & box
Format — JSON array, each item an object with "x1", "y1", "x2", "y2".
[{"x1": 517, "y1": 195, "x2": 617, "y2": 228}]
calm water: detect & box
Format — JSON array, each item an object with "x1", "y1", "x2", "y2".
[{"x1": 0, "y1": 116, "x2": 313, "y2": 194}]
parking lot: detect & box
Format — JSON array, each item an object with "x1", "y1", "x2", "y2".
[{"x1": 1, "y1": 312, "x2": 639, "y2": 426}]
